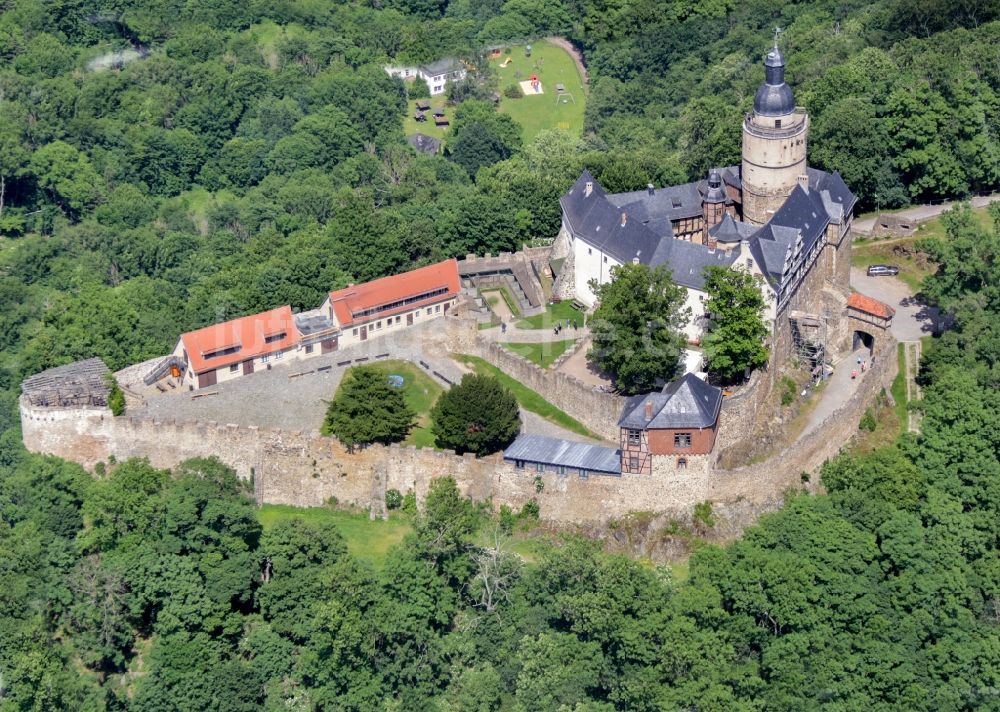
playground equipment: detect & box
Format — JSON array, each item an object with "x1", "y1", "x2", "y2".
[{"x1": 499, "y1": 56, "x2": 512, "y2": 68}]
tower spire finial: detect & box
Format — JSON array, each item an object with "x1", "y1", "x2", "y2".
[{"x1": 773, "y1": 26, "x2": 783, "y2": 48}]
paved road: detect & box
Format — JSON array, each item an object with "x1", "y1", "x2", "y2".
[
  {"x1": 850, "y1": 267, "x2": 941, "y2": 341},
  {"x1": 804, "y1": 346, "x2": 871, "y2": 433},
  {"x1": 853, "y1": 193, "x2": 999, "y2": 235}
]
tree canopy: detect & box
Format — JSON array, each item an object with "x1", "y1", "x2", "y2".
[
  {"x1": 588, "y1": 263, "x2": 690, "y2": 394},
  {"x1": 431, "y1": 373, "x2": 521, "y2": 455},
  {"x1": 322, "y1": 365, "x2": 416, "y2": 448},
  {"x1": 701, "y1": 265, "x2": 770, "y2": 383}
]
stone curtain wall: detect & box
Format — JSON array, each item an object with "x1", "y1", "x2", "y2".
[
  {"x1": 470, "y1": 340, "x2": 624, "y2": 441},
  {"x1": 709, "y1": 332, "x2": 898, "y2": 502}
]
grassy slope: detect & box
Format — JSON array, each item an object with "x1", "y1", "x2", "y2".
[
  {"x1": 401, "y1": 39, "x2": 587, "y2": 146},
  {"x1": 258, "y1": 505, "x2": 413, "y2": 567},
  {"x1": 492, "y1": 40, "x2": 587, "y2": 141},
  {"x1": 503, "y1": 339, "x2": 577, "y2": 367},
  {"x1": 454, "y1": 353, "x2": 600, "y2": 439},
  {"x1": 338, "y1": 359, "x2": 444, "y2": 448}
]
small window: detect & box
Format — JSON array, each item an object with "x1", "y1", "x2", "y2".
[
  {"x1": 603, "y1": 255, "x2": 608, "y2": 263},
  {"x1": 775, "y1": 119, "x2": 782, "y2": 128},
  {"x1": 275, "y1": 350, "x2": 283, "y2": 359},
  {"x1": 588, "y1": 248, "x2": 592, "y2": 255},
  {"x1": 557, "y1": 465, "x2": 566, "y2": 475},
  {"x1": 535, "y1": 462, "x2": 544, "y2": 473},
  {"x1": 579, "y1": 470, "x2": 589, "y2": 480},
  {"x1": 229, "y1": 364, "x2": 238, "y2": 373},
  {"x1": 305, "y1": 344, "x2": 314, "y2": 354},
  {"x1": 352, "y1": 328, "x2": 358, "y2": 336},
  {"x1": 674, "y1": 433, "x2": 692, "y2": 449},
  {"x1": 435, "y1": 305, "x2": 441, "y2": 313},
  {"x1": 746, "y1": 258, "x2": 753, "y2": 270},
  {"x1": 627, "y1": 429, "x2": 641, "y2": 446},
  {"x1": 515, "y1": 460, "x2": 525, "y2": 470},
  {"x1": 264, "y1": 332, "x2": 286, "y2": 344},
  {"x1": 629, "y1": 456, "x2": 640, "y2": 471},
  {"x1": 678, "y1": 457, "x2": 688, "y2": 470},
  {"x1": 261, "y1": 354, "x2": 270, "y2": 363},
  {"x1": 376, "y1": 321, "x2": 382, "y2": 329},
  {"x1": 426, "y1": 308, "x2": 432, "y2": 315},
  {"x1": 395, "y1": 316, "x2": 401, "y2": 323}
]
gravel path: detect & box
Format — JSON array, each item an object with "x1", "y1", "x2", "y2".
[
  {"x1": 850, "y1": 267, "x2": 942, "y2": 341},
  {"x1": 853, "y1": 193, "x2": 999, "y2": 235}
]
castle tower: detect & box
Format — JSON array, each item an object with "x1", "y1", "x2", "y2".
[
  {"x1": 702, "y1": 170, "x2": 727, "y2": 247},
  {"x1": 741, "y1": 40, "x2": 808, "y2": 226}
]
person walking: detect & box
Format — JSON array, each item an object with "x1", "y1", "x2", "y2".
[
  {"x1": 861, "y1": 360, "x2": 866, "y2": 373},
  {"x1": 851, "y1": 369, "x2": 858, "y2": 380}
]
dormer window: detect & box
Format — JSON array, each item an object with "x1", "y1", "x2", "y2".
[{"x1": 775, "y1": 119, "x2": 782, "y2": 128}]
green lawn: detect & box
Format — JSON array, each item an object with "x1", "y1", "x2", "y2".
[
  {"x1": 339, "y1": 359, "x2": 444, "y2": 448},
  {"x1": 516, "y1": 300, "x2": 585, "y2": 329},
  {"x1": 454, "y1": 354, "x2": 601, "y2": 440},
  {"x1": 257, "y1": 505, "x2": 413, "y2": 568},
  {"x1": 402, "y1": 95, "x2": 452, "y2": 144},
  {"x1": 503, "y1": 339, "x2": 577, "y2": 368},
  {"x1": 491, "y1": 40, "x2": 587, "y2": 141}
]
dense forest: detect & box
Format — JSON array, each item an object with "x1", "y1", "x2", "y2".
[{"x1": 2, "y1": 0, "x2": 1000, "y2": 708}]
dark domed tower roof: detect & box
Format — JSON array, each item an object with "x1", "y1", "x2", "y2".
[
  {"x1": 753, "y1": 44, "x2": 795, "y2": 117},
  {"x1": 703, "y1": 170, "x2": 726, "y2": 204}
]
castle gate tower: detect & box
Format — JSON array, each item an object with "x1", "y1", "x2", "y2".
[{"x1": 741, "y1": 40, "x2": 808, "y2": 226}]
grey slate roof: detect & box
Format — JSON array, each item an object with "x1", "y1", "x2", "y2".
[
  {"x1": 649, "y1": 238, "x2": 739, "y2": 290},
  {"x1": 754, "y1": 45, "x2": 796, "y2": 117},
  {"x1": 406, "y1": 132, "x2": 441, "y2": 154},
  {"x1": 618, "y1": 374, "x2": 722, "y2": 430},
  {"x1": 560, "y1": 171, "x2": 665, "y2": 265},
  {"x1": 503, "y1": 434, "x2": 621, "y2": 475},
  {"x1": 420, "y1": 58, "x2": 463, "y2": 76},
  {"x1": 561, "y1": 161, "x2": 856, "y2": 298},
  {"x1": 709, "y1": 213, "x2": 757, "y2": 244}
]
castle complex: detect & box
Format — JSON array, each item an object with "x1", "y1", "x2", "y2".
[
  {"x1": 17, "y1": 41, "x2": 901, "y2": 530},
  {"x1": 553, "y1": 42, "x2": 857, "y2": 365}
]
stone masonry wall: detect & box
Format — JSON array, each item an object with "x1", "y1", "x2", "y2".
[{"x1": 468, "y1": 339, "x2": 624, "y2": 441}]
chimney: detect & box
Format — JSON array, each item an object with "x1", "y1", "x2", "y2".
[
  {"x1": 620, "y1": 212, "x2": 627, "y2": 227},
  {"x1": 647, "y1": 183, "x2": 655, "y2": 196},
  {"x1": 644, "y1": 400, "x2": 653, "y2": 420},
  {"x1": 585, "y1": 181, "x2": 593, "y2": 197}
]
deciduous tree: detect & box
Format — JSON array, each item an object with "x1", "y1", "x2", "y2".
[
  {"x1": 588, "y1": 263, "x2": 689, "y2": 394},
  {"x1": 701, "y1": 265, "x2": 769, "y2": 383}
]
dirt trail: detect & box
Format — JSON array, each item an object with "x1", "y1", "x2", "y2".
[{"x1": 545, "y1": 36, "x2": 588, "y2": 86}]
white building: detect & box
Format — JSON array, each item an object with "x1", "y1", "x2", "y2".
[{"x1": 385, "y1": 58, "x2": 467, "y2": 96}]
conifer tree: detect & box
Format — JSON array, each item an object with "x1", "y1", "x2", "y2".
[
  {"x1": 322, "y1": 366, "x2": 415, "y2": 449},
  {"x1": 431, "y1": 374, "x2": 520, "y2": 455}
]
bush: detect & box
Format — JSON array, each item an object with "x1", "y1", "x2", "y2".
[
  {"x1": 402, "y1": 491, "x2": 417, "y2": 515},
  {"x1": 693, "y1": 501, "x2": 715, "y2": 529},
  {"x1": 431, "y1": 373, "x2": 521, "y2": 455},
  {"x1": 503, "y1": 83, "x2": 523, "y2": 99},
  {"x1": 519, "y1": 499, "x2": 539, "y2": 521},
  {"x1": 533, "y1": 475, "x2": 544, "y2": 493},
  {"x1": 106, "y1": 375, "x2": 126, "y2": 416},
  {"x1": 407, "y1": 79, "x2": 430, "y2": 100},
  {"x1": 859, "y1": 407, "x2": 877, "y2": 432},
  {"x1": 385, "y1": 488, "x2": 403, "y2": 510},
  {"x1": 499, "y1": 504, "x2": 516, "y2": 534},
  {"x1": 780, "y1": 376, "x2": 797, "y2": 406}
]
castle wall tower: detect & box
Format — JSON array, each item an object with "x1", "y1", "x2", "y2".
[{"x1": 741, "y1": 43, "x2": 808, "y2": 226}]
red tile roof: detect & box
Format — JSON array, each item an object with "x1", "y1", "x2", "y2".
[
  {"x1": 329, "y1": 259, "x2": 460, "y2": 328},
  {"x1": 180, "y1": 306, "x2": 300, "y2": 374},
  {"x1": 848, "y1": 292, "x2": 895, "y2": 320}
]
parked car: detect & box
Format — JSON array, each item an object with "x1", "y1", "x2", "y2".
[{"x1": 867, "y1": 264, "x2": 900, "y2": 277}]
